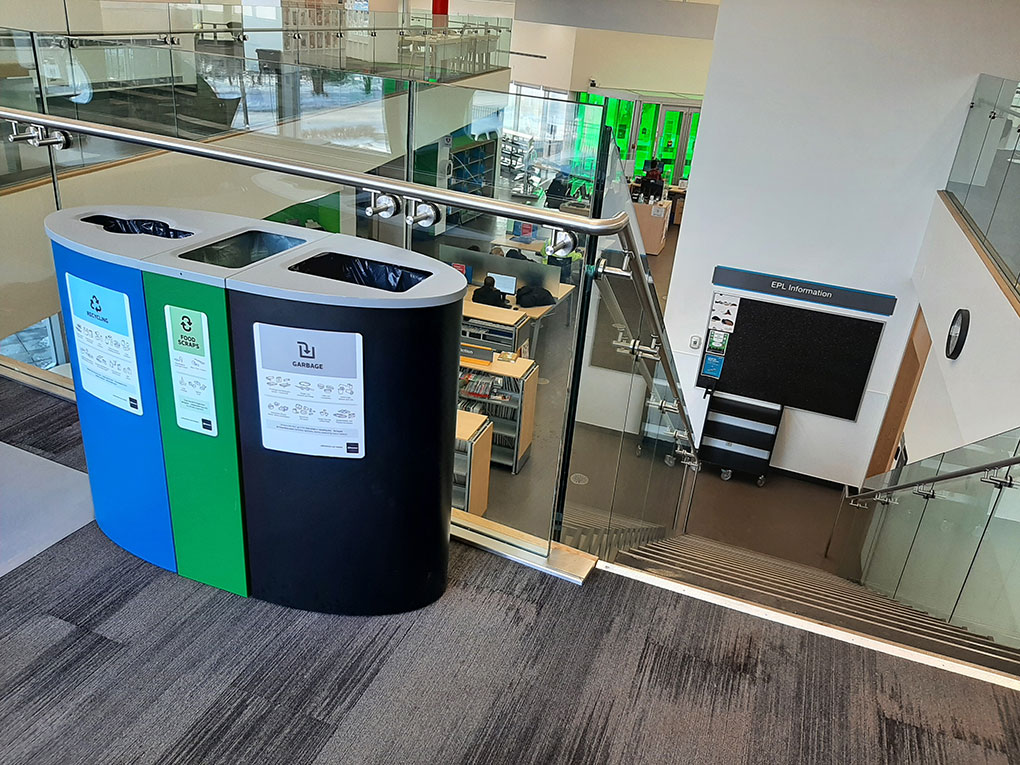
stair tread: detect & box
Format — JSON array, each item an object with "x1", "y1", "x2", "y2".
[
  {"x1": 641, "y1": 537, "x2": 980, "y2": 624},
  {"x1": 619, "y1": 547, "x2": 1000, "y2": 644},
  {"x1": 613, "y1": 544, "x2": 1020, "y2": 670}
]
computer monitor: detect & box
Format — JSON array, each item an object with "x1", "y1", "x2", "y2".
[{"x1": 489, "y1": 273, "x2": 518, "y2": 294}]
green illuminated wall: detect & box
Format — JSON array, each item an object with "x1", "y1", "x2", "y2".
[{"x1": 683, "y1": 111, "x2": 701, "y2": 180}]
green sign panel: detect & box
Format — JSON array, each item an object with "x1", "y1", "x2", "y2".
[
  {"x1": 707, "y1": 330, "x2": 729, "y2": 355},
  {"x1": 164, "y1": 305, "x2": 217, "y2": 436}
]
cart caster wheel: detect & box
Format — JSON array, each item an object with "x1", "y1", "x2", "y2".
[
  {"x1": 635, "y1": 443, "x2": 643, "y2": 457},
  {"x1": 720, "y1": 469, "x2": 733, "y2": 481},
  {"x1": 664, "y1": 454, "x2": 676, "y2": 468},
  {"x1": 693, "y1": 462, "x2": 702, "y2": 473},
  {"x1": 756, "y1": 475, "x2": 767, "y2": 488}
]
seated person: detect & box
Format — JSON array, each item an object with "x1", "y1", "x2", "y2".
[
  {"x1": 545, "y1": 171, "x2": 573, "y2": 210},
  {"x1": 490, "y1": 245, "x2": 505, "y2": 257},
  {"x1": 504, "y1": 247, "x2": 528, "y2": 261},
  {"x1": 471, "y1": 275, "x2": 509, "y2": 308}
]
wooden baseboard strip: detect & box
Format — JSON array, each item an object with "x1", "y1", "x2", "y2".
[{"x1": 0, "y1": 357, "x2": 75, "y2": 402}]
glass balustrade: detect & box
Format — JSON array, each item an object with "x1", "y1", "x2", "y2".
[
  {"x1": 3, "y1": 1, "x2": 511, "y2": 84},
  {"x1": 829, "y1": 424, "x2": 1020, "y2": 647},
  {"x1": 945, "y1": 73, "x2": 1020, "y2": 293},
  {"x1": 561, "y1": 142, "x2": 696, "y2": 558},
  {"x1": 0, "y1": 22, "x2": 696, "y2": 565}
]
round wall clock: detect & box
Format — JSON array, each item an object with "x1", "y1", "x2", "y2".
[{"x1": 946, "y1": 308, "x2": 970, "y2": 359}]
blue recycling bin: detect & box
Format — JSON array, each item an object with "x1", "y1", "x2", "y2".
[{"x1": 47, "y1": 206, "x2": 226, "y2": 571}]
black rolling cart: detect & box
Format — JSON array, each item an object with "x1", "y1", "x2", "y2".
[{"x1": 698, "y1": 391, "x2": 784, "y2": 487}]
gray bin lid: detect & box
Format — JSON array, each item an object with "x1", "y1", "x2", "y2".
[
  {"x1": 44, "y1": 206, "x2": 325, "y2": 286},
  {"x1": 226, "y1": 232, "x2": 467, "y2": 309}
]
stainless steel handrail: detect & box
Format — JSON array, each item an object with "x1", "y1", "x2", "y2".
[
  {"x1": 41, "y1": 25, "x2": 506, "y2": 39},
  {"x1": 1, "y1": 103, "x2": 696, "y2": 451},
  {"x1": 0, "y1": 106, "x2": 626, "y2": 237},
  {"x1": 850, "y1": 454, "x2": 1020, "y2": 503}
]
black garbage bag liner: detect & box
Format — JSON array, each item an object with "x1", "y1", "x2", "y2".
[
  {"x1": 81, "y1": 214, "x2": 194, "y2": 239},
  {"x1": 290, "y1": 252, "x2": 429, "y2": 293}
]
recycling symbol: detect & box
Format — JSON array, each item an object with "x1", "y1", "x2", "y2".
[
  {"x1": 89, "y1": 295, "x2": 102, "y2": 313},
  {"x1": 180, "y1": 315, "x2": 193, "y2": 333}
]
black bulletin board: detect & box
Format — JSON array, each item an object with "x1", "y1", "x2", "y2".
[{"x1": 696, "y1": 298, "x2": 883, "y2": 420}]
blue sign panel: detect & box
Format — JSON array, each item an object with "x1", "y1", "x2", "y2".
[
  {"x1": 702, "y1": 353, "x2": 725, "y2": 379},
  {"x1": 712, "y1": 266, "x2": 896, "y2": 316}
]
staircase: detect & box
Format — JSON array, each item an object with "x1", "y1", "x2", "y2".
[
  {"x1": 614, "y1": 534, "x2": 1020, "y2": 676},
  {"x1": 560, "y1": 503, "x2": 667, "y2": 558}
]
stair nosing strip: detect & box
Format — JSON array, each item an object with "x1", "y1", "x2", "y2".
[
  {"x1": 613, "y1": 553, "x2": 1020, "y2": 673},
  {"x1": 615, "y1": 549, "x2": 1020, "y2": 657}
]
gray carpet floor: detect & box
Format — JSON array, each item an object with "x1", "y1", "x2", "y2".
[
  {"x1": 1, "y1": 522, "x2": 1020, "y2": 765},
  {"x1": 4, "y1": 378, "x2": 1020, "y2": 764}
]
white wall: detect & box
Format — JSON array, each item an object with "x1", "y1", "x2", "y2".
[
  {"x1": 508, "y1": 21, "x2": 576, "y2": 91},
  {"x1": 903, "y1": 196, "x2": 1020, "y2": 460},
  {"x1": 569, "y1": 29, "x2": 712, "y2": 94},
  {"x1": 509, "y1": 24, "x2": 712, "y2": 96},
  {"x1": 666, "y1": 0, "x2": 1020, "y2": 486},
  {"x1": 514, "y1": 0, "x2": 716, "y2": 40}
]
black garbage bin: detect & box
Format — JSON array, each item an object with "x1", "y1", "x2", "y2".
[{"x1": 225, "y1": 232, "x2": 467, "y2": 615}]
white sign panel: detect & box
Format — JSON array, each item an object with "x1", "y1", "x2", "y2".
[
  {"x1": 253, "y1": 322, "x2": 365, "y2": 458},
  {"x1": 65, "y1": 273, "x2": 143, "y2": 415},
  {"x1": 709, "y1": 292, "x2": 741, "y2": 334},
  {"x1": 164, "y1": 305, "x2": 217, "y2": 436}
]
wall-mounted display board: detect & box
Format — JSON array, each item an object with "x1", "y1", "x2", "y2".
[{"x1": 696, "y1": 296, "x2": 884, "y2": 421}]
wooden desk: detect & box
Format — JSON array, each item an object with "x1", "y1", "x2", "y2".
[
  {"x1": 461, "y1": 298, "x2": 531, "y2": 356},
  {"x1": 466, "y1": 282, "x2": 574, "y2": 321},
  {"x1": 465, "y1": 282, "x2": 575, "y2": 356},
  {"x1": 454, "y1": 410, "x2": 492, "y2": 516},
  {"x1": 633, "y1": 199, "x2": 672, "y2": 255},
  {"x1": 490, "y1": 237, "x2": 548, "y2": 256}
]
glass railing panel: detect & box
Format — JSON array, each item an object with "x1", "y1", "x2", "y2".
[
  {"x1": 411, "y1": 81, "x2": 601, "y2": 219},
  {"x1": 939, "y1": 427, "x2": 1020, "y2": 474},
  {"x1": 1, "y1": 28, "x2": 47, "y2": 189},
  {"x1": 562, "y1": 269, "x2": 645, "y2": 557},
  {"x1": 983, "y1": 115, "x2": 1020, "y2": 279},
  {"x1": 866, "y1": 426, "x2": 1020, "y2": 493},
  {"x1": 862, "y1": 452, "x2": 945, "y2": 493},
  {"x1": 406, "y1": 78, "x2": 602, "y2": 554},
  {"x1": 47, "y1": 36, "x2": 178, "y2": 135},
  {"x1": 168, "y1": 3, "x2": 243, "y2": 36},
  {"x1": 408, "y1": 202, "x2": 583, "y2": 556},
  {"x1": 955, "y1": 77, "x2": 1019, "y2": 238},
  {"x1": 892, "y1": 470, "x2": 1005, "y2": 619},
  {"x1": 859, "y1": 490, "x2": 931, "y2": 597},
  {"x1": 950, "y1": 462, "x2": 1020, "y2": 648},
  {"x1": 0, "y1": 29, "x2": 66, "y2": 377},
  {"x1": 946, "y1": 74, "x2": 1003, "y2": 206},
  {"x1": 337, "y1": 25, "x2": 377, "y2": 77},
  {"x1": 63, "y1": 0, "x2": 172, "y2": 35},
  {"x1": 603, "y1": 286, "x2": 679, "y2": 557}
]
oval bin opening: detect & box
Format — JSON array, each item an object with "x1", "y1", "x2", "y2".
[
  {"x1": 178, "y1": 230, "x2": 306, "y2": 269},
  {"x1": 289, "y1": 252, "x2": 430, "y2": 293},
  {"x1": 81, "y1": 214, "x2": 194, "y2": 239}
]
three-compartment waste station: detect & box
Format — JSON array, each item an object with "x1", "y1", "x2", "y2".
[{"x1": 48, "y1": 206, "x2": 467, "y2": 614}]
